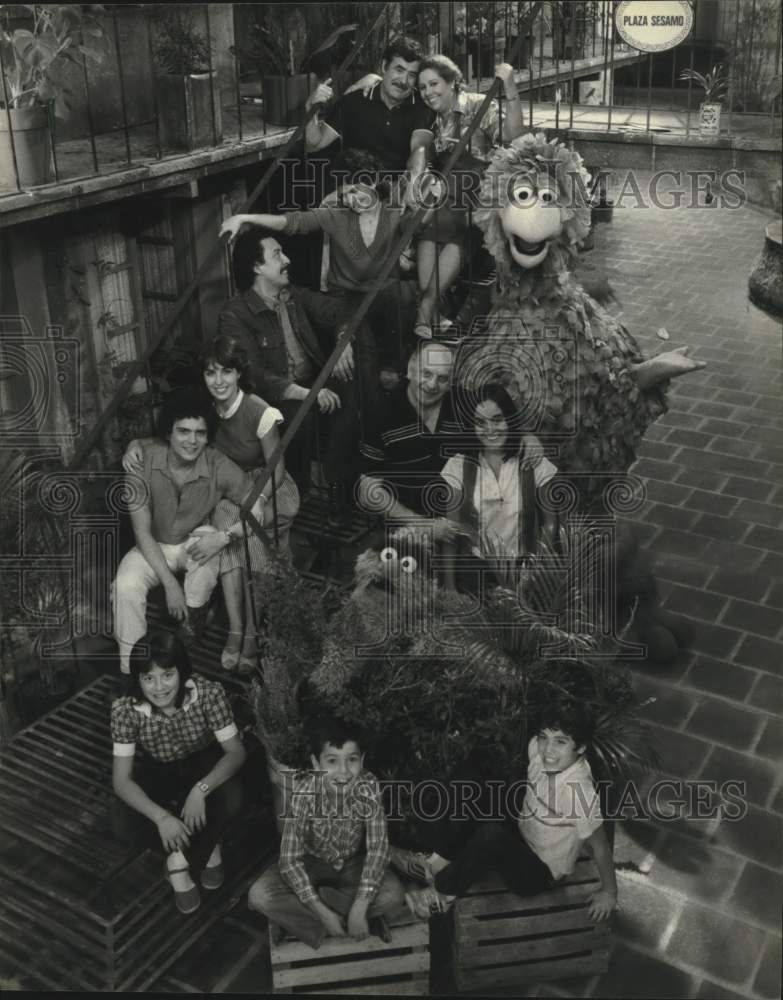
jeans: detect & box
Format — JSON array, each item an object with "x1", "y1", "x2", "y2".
[
  {"x1": 113, "y1": 528, "x2": 221, "y2": 673},
  {"x1": 111, "y1": 743, "x2": 244, "y2": 876},
  {"x1": 248, "y1": 853, "x2": 405, "y2": 949},
  {"x1": 434, "y1": 820, "x2": 554, "y2": 899},
  {"x1": 331, "y1": 281, "x2": 418, "y2": 373}
]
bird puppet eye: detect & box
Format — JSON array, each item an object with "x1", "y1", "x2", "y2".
[
  {"x1": 380, "y1": 547, "x2": 398, "y2": 563},
  {"x1": 538, "y1": 186, "x2": 557, "y2": 204},
  {"x1": 509, "y1": 182, "x2": 536, "y2": 206},
  {"x1": 400, "y1": 556, "x2": 418, "y2": 574}
]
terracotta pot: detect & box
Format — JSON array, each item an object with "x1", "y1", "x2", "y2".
[{"x1": 0, "y1": 105, "x2": 54, "y2": 189}]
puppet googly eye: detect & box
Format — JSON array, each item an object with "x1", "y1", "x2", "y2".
[
  {"x1": 509, "y1": 183, "x2": 536, "y2": 206},
  {"x1": 400, "y1": 556, "x2": 418, "y2": 574},
  {"x1": 538, "y1": 187, "x2": 557, "y2": 204},
  {"x1": 380, "y1": 547, "x2": 397, "y2": 563}
]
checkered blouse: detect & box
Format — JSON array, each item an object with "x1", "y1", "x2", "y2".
[{"x1": 111, "y1": 675, "x2": 238, "y2": 763}]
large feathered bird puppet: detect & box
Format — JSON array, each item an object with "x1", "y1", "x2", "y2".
[{"x1": 458, "y1": 132, "x2": 704, "y2": 504}]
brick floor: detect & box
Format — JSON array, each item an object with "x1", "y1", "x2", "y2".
[
  {"x1": 139, "y1": 173, "x2": 781, "y2": 996},
  {"x1": 547, "y1": 173, "x2": 782, "y2": 1000}
]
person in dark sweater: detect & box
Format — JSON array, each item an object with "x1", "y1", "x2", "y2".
[{"x1": 219, "y1": 150, "x2": 421, "y2": 374}]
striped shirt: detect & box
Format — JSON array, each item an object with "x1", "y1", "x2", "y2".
[
  {"x1": 360, "y1": 385, "x2": 461, "y2": 516},
  {"x1": 278, "y1": 770, "x2": 390, "y2": 904}
]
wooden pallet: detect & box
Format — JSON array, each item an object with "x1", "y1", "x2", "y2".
[
  {"x1": 0, "y1": 672, "x2": 275, "y2": 991},
  {"x1": 452, "y1": 858, "x2": 611, "y2": 993},
  {"x1": 270, "y1": 914, "x2": 429, "y2": 995}
]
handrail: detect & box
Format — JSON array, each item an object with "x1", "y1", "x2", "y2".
[
  {"x1": 234, "y1": 3, "x2": 544, "y2": 546},
  {"x1": 65, "y1": 2, "x2": 394, "y2": 473},
  {"x1": 66, "y1": 2, "x2": 541, "y2": 558}
]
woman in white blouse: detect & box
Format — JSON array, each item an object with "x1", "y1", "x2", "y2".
[{"x1": 440, "y1": 383, "x2": 557, "y2": 591}]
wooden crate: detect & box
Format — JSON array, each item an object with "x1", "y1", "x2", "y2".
[
  {"x1": 452, "y1": 857, "x2": 611, "y2": 993},
  {"x1": 270, "y1": 915, "x2": 429, "y2": 995}
]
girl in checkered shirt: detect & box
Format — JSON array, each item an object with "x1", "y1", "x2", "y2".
[{"x1": 110, "y1": 629, "x2": 246, "y2": 914}]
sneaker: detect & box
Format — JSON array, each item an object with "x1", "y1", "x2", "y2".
[
  {"x1": 389, "y1": 846, "x2": 434, "y2": 884},
  {"x1": 404, "y1": 886, "x2": 453, "y2": 920}
]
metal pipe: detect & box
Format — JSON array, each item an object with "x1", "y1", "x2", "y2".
[
  {"x1": 145, "y1": 9, "x2": 162, "y2": 159},
  {"x1": 606, "y1": 2, "x2": 614, "y2": 132},
  {"x1": 233, "y1": 10, "x2": 243, "y2": 143},
  {"x1": 204, "y1": 4, "x2": 218, "y2": 147},
  {"x1": 111, "y1": 8, "x2": 133, "y2": 166}
]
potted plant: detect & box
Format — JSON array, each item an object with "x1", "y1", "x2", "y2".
[
  {"x1": 230, "y1": 10, "x2": 310, "y2": 128},
  {"x1": 0, "y1": 4, "x2": 105, "y2": 187},
  {"x1": 248, "y1": 522, "x2": 658, "y2": 848},
  {"x1": 679, "y1": 64, "x2": 729, "y2": 137},
  {"x1": 152, "y1": 7, "x2": 221, "y2": 151}
]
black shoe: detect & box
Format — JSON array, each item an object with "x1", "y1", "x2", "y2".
[
  {"x1": 327, "y1": 482, "x2": 351, "y2": 528},
  {"x1": 181, "y1": 603, "x2": 209, "y2": 645}
]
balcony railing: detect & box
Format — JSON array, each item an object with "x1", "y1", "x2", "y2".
[{"x1": 1, "y1": 2, "x2": 779, "y2": 202}]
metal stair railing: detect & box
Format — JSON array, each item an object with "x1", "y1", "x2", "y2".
[
  {"x1": 234, "y1": 4, "x2": 543, "y2": 546},
  {"x1": 65, "y1": 2, "x2": 542, "y2": 560},
  {"x1": 64, "y1": 2, "x2": 394, "y2": 475}
]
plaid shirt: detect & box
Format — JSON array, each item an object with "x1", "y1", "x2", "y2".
[
  {"x1": 111, "y1": 675, "x2": 238, "y2": 763},
  {"x1": 279, "y1": 770, "x2": 390, "y2": 905}
]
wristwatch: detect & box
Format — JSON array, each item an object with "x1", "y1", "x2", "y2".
[{"x1": 197, "y1": 780, "x2": 210, "y2": 795}]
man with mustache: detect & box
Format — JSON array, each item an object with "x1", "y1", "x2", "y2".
[
  {"x1": 304, "y1": 36, "x2": 434, "y2": 178},
  {"x1": 218, "y1": 229, "x2": 360, "y2": 516}
]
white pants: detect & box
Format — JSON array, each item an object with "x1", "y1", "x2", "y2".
[{"x1": 113, "y1": 529, "x2": 220, "y2": 673}]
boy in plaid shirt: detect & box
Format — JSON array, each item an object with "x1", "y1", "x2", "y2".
[{"x1": 248, "y1": 719, "x2": 404, "y2": 948}]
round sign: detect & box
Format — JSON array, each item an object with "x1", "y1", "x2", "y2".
[{"x1": 616, "y1": 1, "x2": 694, "y2": 52}]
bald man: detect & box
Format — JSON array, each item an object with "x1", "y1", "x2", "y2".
[{"x1": 358, "y1": 341, "x2": 462, "y2": 541}]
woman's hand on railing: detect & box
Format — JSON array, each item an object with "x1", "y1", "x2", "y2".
[
  {"x1": 219, "y1": 214, "x2": 249, "y2": 240},
  {"x1": 495, "y1": 63, "x2": 519, "y2": 99},
  {"x1": 344, "y1": 73, "x2": 382, "y2": 98},
  {"x1": 122, "y1": 439, "x2": 144, "y2": 474},
  {"x1": 306, "y1": 78, "x2": 334, "y2": 110}
]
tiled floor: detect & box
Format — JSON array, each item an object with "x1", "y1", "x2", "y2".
[
  {"x1": 174, "y1": 171, "x2": 781, "y2": 997},
  {"x1": 535, "y1": 172, "x2": 782, "y2": 1000},
  {"x1": 2, "y1": 166, "x2": 768, "y2": 996}
]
